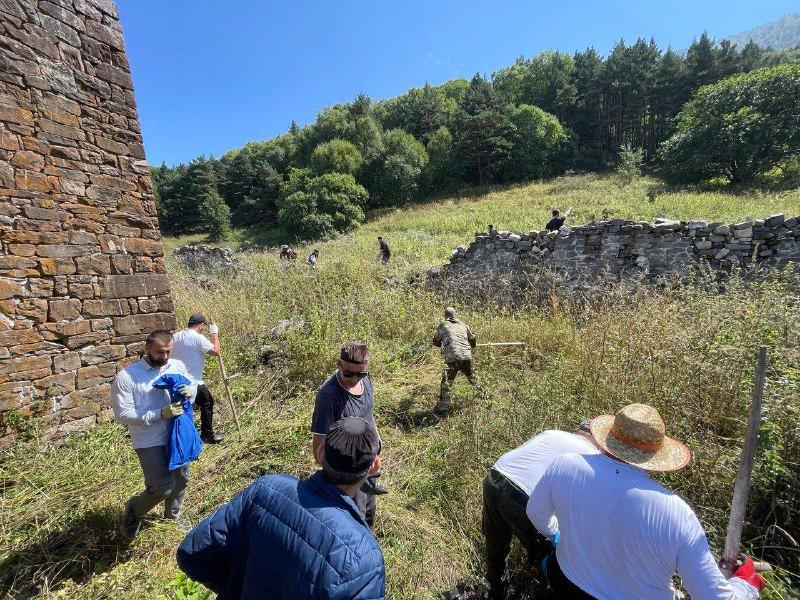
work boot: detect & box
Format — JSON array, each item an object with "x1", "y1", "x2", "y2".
[
  {"x1": 201, "y1": 430, "x2": 224, "y2": 444},
  {"x1": 122, "y1": 499, "x2": 142, "y2": 539}
]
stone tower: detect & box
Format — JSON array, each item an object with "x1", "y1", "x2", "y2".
[{"x1": 0, "y1": 0, "x2": 175, "y2": 447}]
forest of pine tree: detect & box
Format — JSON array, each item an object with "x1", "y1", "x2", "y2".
[{"x1": 151, "y1": 35, "x2": 800, "y2": 241}]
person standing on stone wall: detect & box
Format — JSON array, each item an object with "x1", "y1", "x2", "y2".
[
  {"x1": 111, "y1": 330, "x2": 197, "y2": 537},
  {"x1": 545, "y1": 207, "x2": 572, "y2": 231},
  {"x1": 378, "y1": 236, "x2": 391, "y2": 265},
  {"x1": 171, "y1": 314, "x2": 223, "y2": 444},
  {"x1": 432, "y1": 307, "x2": 479, "y2": 416},
  {"x1": 311, "y1": 342, "x2": 386, "y2": 527}
]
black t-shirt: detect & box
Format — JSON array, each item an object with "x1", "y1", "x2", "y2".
[
  {"x1": 545, "y1": 217, "x2": 566, "y2": 231},
  {"x1": 379, "y1": 241, "x2": 391, "y2": 257},
  {"x1": 311, "y1": 372, "x2": 375, "y2": 435}
]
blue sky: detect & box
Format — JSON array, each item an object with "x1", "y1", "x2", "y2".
[{"x1": 117, "y1": 1, "x2": 798, "y2": 166}]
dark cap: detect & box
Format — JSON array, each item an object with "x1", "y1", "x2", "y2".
[
  {"x1": 323, "y1": 417, "x2": 380, "y2": 484},
  {"x1": 187, "y1": 313, "x2": 206, "y2": 327}
]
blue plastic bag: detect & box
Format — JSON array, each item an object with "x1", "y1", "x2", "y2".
[{"x1": 153, "y1": 373, "x2": 203, "y2": 471}]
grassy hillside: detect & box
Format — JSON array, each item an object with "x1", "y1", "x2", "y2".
[{"x1": 2, "y1": 175, "x2": 800, "y2": 599}]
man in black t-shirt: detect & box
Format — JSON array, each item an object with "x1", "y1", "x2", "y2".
[
  {"x1": 311, "y1": 341, "x2": 383, "y2": 525},
  {"x1": 545, "y1": 207, "x2": 572, "y2": 231}
]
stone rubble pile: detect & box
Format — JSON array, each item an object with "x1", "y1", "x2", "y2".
[
  {"x1": 444, "y1": 214, "x2": 800, "y2": 282},
  {"x1": 172, "y1": 245, "x2": 239, "y2": 271}
]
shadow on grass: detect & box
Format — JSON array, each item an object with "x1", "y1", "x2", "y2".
[{"x1": 0, "y1": 506, "x2": 130, "y2": 599}]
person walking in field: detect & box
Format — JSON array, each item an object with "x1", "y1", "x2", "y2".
[
  {"x1": 484, "y1": 420, "x2": 599, "y2": 599},
  {"x1": 432, "y1": 306, "x2": 478, "y2": 416},
  {"x1": 311, "y1": 342, "x2": 386, "y2": 527},
  {"x1": 545, "y1": 207, "x2": 572, "y2": 231},
  {"x1": 378, "y1": 236, "x2": 391, "y2": 265},
  {"x1": 177, "y1": 417, "x2": 386, "y2": 599},
  {"x1": 171, "y1": 314, "x2": 224, "y2": 444},
  {"x1": 308, "y1": 248, "x2": 320, "y2": 267},
  {"x1": 111, "y1": 330, "x2": 197, "y2": 537},
  {"x1": 526, "y1": 403, "x2": 766, "y2": 600}
]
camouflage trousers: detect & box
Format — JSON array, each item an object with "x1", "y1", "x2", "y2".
[{"x1": 435, "y1": 360, "x2": 477, "y2": 414}]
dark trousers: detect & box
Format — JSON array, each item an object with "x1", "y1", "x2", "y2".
[
  {"x1": 194, "y1": 384, "x2": 215, "y2": 436},
  {"x1": 356, "y1": 475, "x2": 378, "y2": 527},
  {"x1": 483, "y1": 469, "x2": 550, "y2": 598},
  {"x1": 546, "y1": 552, "x2": 596, "y2": 599}
]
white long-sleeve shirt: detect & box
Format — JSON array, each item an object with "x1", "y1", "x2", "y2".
[
  {"x1": 110, "y1": 358, "x2": 195, "y2": 449},
  {"x1": 527, "y1": 453, "x2": 759, "y2": 600},
  {"x1": 493, "y1": 430, "x2": 599, "y2": 495}
]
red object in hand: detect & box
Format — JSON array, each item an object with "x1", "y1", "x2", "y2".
[{"x1": 732, "y1": 556, "x2": 766, "y2": 592}]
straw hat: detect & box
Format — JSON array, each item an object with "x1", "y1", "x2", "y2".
[{"x1": 590, "y1": 403, "x2": 691, "y2": 472}]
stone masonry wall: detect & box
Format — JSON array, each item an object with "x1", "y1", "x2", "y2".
[
  {"x1": 0, "y1": 0, "x2": 175, "y2": 447},
  {"x1": 443, "y1": 214, "x2": 800, "y2": 283}
]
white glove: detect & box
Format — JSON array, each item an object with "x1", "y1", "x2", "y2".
[{"x1": 209, "y1": 324, "x2": 219, "y2": 335}]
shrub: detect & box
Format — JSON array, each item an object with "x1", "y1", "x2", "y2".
[
  {"x1": 277, "y1": 172, "x2": 368, "y2": 239},
  {"x1": 658, "y1": 64, "x2": 800, "y2": 183},
  {"x1": 310, "y1": 139, "x2": 363, "y2": 175}
]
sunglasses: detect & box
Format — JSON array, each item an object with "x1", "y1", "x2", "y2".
[{"x1": 342, "y1": 370, "x2": 369, "y2": 379}]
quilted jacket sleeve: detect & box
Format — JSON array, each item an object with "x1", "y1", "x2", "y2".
[
  {"x1": 176, "y1": 484, "x2": 252, "y2": 597},
  {"x1": 334, "y1": 547, "x2": 386, "y2": 600}
]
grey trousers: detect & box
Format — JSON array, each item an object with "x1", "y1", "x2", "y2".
[{"x1": 127, "y1": 445, "x2": 189, "y2": 520}]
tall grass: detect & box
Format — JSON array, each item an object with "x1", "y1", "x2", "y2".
[{"x1": 2, "y1": 175, "x2": 800, "y2": 599}]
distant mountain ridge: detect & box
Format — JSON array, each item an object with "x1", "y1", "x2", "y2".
[{"x1": 726, "y1": 12, "x2": 800, "y2": 50}]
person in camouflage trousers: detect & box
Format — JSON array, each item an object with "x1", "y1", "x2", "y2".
[{"x1": 432, "y1": 307, "x2": 479, "y2": 415}]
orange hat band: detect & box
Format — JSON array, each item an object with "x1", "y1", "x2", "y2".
[{"x1": 610, "y1": 426, "x2": 663, "y2": 452}]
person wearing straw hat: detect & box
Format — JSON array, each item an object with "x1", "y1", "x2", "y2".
[
  {"x1": 484, "y1": 420, "x2": 600, "y2": 600},
  {"x1": 526, "y1": 403, "x2": 766, "y2": 600}
]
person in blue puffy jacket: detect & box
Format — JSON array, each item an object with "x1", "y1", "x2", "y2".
[{"x1": 177, "y1": 416, "x2": 386, "y2": 600}]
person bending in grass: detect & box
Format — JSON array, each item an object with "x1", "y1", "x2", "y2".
[
  {"x1": 311, "y1": 342, "x2": 386, "y2": 527},
  {"x1": 483, "y1": 420, "x2": 599, "y2": 599},
  {"x1": 177, "y1": 417, "x2": 385, "y2": 599}
]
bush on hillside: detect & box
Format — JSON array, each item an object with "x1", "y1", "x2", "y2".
[
  {"x1": 310, "y1": 139, "x2": 363, "y2": 175},
  {"x1": 506, "y1": 104, "x2": 570, "y2": 180},
  {"x1": 658, "y1": 64, "x2": 800, "y2": 184},
  {"x1": 616, "y1": 143, "x2": 644, "y2": 184},
  {"x1": 199, "y1": 188, "x2": 231, "y2": 241},
  {"x1": 422, "y1": 126, "x2": 459, "y2": 193},
  {"x1": 361, "y1": 129, "x2": 428, "y2": 206},
  {"x1": 277, "y1": 172, "x2": 368, "y2": 240}
]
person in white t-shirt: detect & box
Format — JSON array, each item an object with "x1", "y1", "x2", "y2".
[
  {"x1": 483, "y1": 421, "x2": 600, "y2": 599},
  {"x1": 171, "y1": 314, "x2": 222, "y2": 444},
  {"x1": 527, "y1": 403, "x2": 766, "y2": 600}
]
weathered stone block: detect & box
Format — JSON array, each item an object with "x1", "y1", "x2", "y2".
[{"x1": 104, "y1": 273, "x2": 170, "y2": 298}]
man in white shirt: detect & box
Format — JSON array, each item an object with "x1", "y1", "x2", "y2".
[
  {"x1": 484, "y1": 421, "x2": 599, "y2": 599},
  {"x1": 111, "y1": 330, "x2": 197, "y2": 537},
  {"x1": 527, "y1": 403, "x2": 766, "y2": 600},
  {"x1": 171, "y1": 314, "x2": 222, "y2": 444}
]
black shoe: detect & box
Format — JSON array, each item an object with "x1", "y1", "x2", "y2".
[
  {"x1": 201, "y1": 431, "x2": 224, "y2": 444},
  {"x1": 122, "y1": 501, "x2": 142, "y2": 539},
  {"x1": 372, "y1": 482, "x2": 389, "y2": 495}
]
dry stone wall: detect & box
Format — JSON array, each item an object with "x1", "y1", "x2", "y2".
[
  {"x1": 0, "y1": 0, "x2": 175, "y2": 447},
  {"x1": 443, "y1": 214, "x2": 800, "y2": 284}
]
